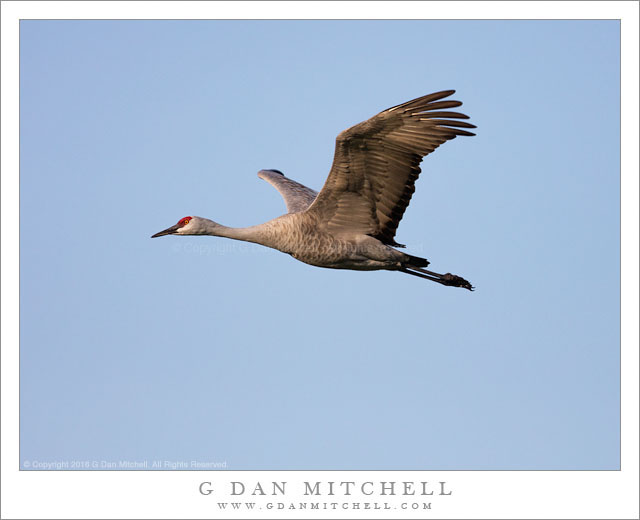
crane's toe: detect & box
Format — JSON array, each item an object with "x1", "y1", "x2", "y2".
[{"x1": 443, "y1": 273, "x2": 474, "y2": 291}]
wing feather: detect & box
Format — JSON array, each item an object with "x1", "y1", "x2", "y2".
[
  {"x1": 304, "y1": 90, "x2": 475, "y2": 246},
  {"x1": 257, "y1": 169, "x2": 318, "y2": 214}
]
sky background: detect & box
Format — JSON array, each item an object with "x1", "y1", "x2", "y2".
[{"x1": 19, "y1": 20, "x2": 620, "y2": 470}]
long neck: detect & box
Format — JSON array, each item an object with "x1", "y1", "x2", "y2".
[{"x1": 200, "y1": 218, "x2": 273, "y2": 247}]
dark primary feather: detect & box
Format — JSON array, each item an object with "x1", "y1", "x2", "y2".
[{"x1": 305, "y1": 90, "x2": 475, "y2": 246}]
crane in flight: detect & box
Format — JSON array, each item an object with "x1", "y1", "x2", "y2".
[{"x1": 152, "y1": 90, "x2": 475, "y2": 290}]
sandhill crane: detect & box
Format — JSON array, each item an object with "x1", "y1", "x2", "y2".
[{"x1": 152, "y1": 90, "x2": 475, "y2": 290}]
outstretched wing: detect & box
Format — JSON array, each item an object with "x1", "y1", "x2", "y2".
[
  {"x1": 258, "y1": 169, "x2": 318, "y2": 214},
  {"x1": 304, "y1": 90, "x2": 475, "y2": 246}
]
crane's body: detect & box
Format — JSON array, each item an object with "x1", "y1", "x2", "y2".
[
  {"x1": 152, "y1": 90, "x2": 476, "y2": 290},
  {"x1": 172, "y1": 213, "x2": 409, "y2": 271}
]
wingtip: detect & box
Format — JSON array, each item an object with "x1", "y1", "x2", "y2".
[
  {"x1": 258, "y1": 169, "x2": 285, "y2": 179},
  {"x1": 428, "y1": 89, "x2": 457, "y2": 101},
  {"x1": 394, "y1": 91, "x2": 466, "y2": 115}
]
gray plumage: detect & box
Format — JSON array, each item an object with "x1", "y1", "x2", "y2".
[
  {"x1": 257, "y1": 169, "x2": 318, "y2": 213},
  {"x1": 152, "y1": 90, "x2": 476, "y2": 290}
]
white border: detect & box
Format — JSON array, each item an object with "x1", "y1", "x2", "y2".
[{"x1": 2, "y1": 2, "x2": 638, "y2": 519}]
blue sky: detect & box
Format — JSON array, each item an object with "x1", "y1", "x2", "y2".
[{"x1": 20, "y1": 20, "x2": 620, "y2": 470}]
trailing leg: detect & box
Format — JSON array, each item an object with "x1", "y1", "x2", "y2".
[{"x1": 400, "y1": 265, "x2": 474, "y2": 291}]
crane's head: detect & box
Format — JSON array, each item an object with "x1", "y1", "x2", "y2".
[{"x1": 151, "y1": 216, "x2": 198, "y2": 238}]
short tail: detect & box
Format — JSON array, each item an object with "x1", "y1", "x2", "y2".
[{"x1": 404, "y1": 253, "x2": 430, "y2": 268}]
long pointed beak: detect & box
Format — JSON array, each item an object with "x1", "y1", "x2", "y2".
[{"x1": 151, "y1": 224, "x2": 180, "y2": 238}]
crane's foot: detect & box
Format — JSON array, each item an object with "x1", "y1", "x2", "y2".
[
  {"x1": 442, "y1": 273, "x2": 474, "y2": 291},
  {"x1": 401, "y1": 265, "x2": 474, "y2": 291}
]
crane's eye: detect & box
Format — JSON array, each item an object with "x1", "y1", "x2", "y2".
[{"x1": 178, "y1": 216, "x2": 192, "y2": 226}]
